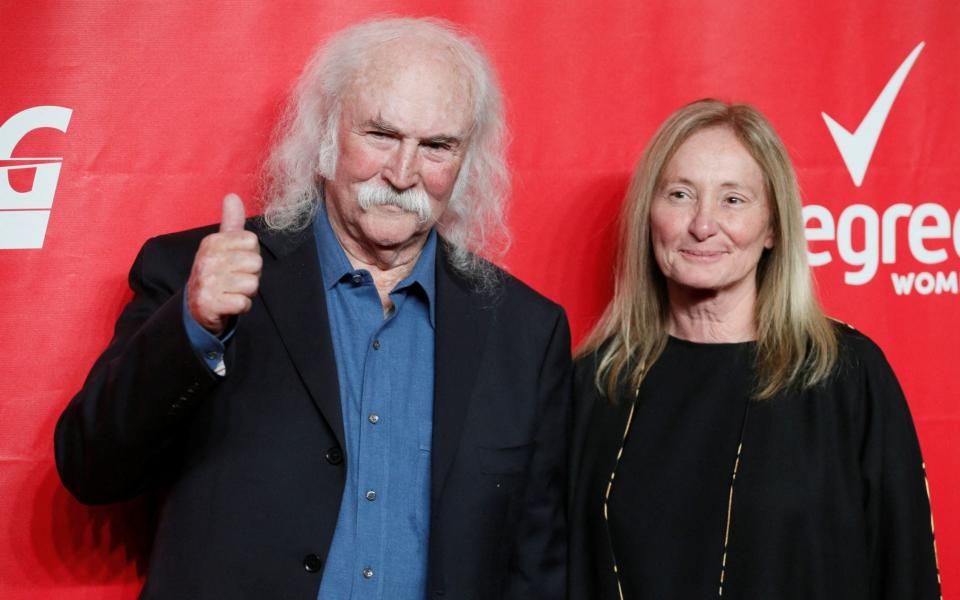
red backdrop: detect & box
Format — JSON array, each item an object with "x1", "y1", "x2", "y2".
[{"x1": 1, "y1": 2, "x2": 958, "y2": 597}]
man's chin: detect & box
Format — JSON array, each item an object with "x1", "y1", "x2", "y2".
[
  {"x1": 359, "y1": 217, "x2": 427, "y2": 248},
  {"x1": 371, "y1": 203, "x2": 405, "y2": 214},
  {"x1": 366, "y1": 203, "x2": 430, "y2": 222}
]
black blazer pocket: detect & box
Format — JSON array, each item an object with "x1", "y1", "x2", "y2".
[{"x1": 478, "y1": 443, "x2": 531, "y2": 475}]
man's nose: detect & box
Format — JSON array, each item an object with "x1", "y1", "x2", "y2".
[
  {"x1": 689, "y1": 200, "x2": 719, "y2": 240},
  {"x1": 383, "y1": 140, "x2": 420, "y2": 191}
]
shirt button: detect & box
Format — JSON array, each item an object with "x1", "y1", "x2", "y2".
[
  {"x1": 351, "y1": 274, "x2": 362, "y2": 284},
  {"x1": 365, "y1": 490, "x2": 377, "y2": 501},
  {"x1": 363, "y1": 567, "x2": 374, "y2": 579},
  {"x1": 372, "y1": 339, "x2": 381, "y2": 350},
  {"x1": 368, "y1": 413, "x2": 380, "y2": 425}
]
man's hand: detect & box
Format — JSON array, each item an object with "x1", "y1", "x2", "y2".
[{"x1": 186, "y1": 194, "x2": 262, "y2": 335}]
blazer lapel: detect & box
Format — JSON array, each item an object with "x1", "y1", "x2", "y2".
[
  {"x1": 255, "y1": 226, "x2": 489, "y2": 496},
  {"x1": 431, "y1": 244, "x2": 492, "y2": 504},
  {"x1": 254, "y1": 219, "x2": 346, "y2": 452}
]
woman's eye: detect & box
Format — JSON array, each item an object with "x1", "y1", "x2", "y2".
[{"x1": 668, "y1": 190, "x2": 689, "y2": 200}]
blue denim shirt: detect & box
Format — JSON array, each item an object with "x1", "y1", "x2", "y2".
[
  {"x1": 181, "y1": 207, "x2": 435, "y2": 599},
  {"x1": 314, "y1": 205, "x2": 435, "y2": 600}
]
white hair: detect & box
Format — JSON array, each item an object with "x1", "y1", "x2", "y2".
[{"x1": 261, "y1": 17, "x2": 510, "y2": 284}]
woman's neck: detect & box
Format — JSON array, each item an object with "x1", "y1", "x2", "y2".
[{"x1": 665, "y1": 283, "x2": 759, "y2": 343}]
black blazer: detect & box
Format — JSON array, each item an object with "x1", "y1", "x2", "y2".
[{"x1": 55, "y1": 218, "x2": 571, "y2": 600}]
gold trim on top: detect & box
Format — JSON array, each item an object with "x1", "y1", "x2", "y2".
[
  {"x1": 922, "y1": 462, "x2": 943, "y2": 600},
  {"x1": 603, "y1": 386, "x2": 639, "y2": 600},
  {"x1": 718, "y1": 441, "x2": 744, "y2": 597}
]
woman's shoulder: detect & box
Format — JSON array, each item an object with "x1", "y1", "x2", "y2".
[
  {"x1": 829, "y1": 319, "x2": 896, "y2": 379},
  {"x1": 572, "y1": 348, "x2": 606, "y2": 435},
  {"x1": 810, "y1": 320, "x2": 909, "y2": 429},
  {"x1": 572, "y1": 344, "x2": 637, "y2": 434},
  {"x1": 573, "y1": 348, "x2": 603, "y2": 398},
  {"x1": 572, "y1": 342, "x2": 633, "y2": 406}
]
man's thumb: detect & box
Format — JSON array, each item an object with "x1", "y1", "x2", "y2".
[{"x1": 219, "y1": 193, "x2": 246, "y2": 233}]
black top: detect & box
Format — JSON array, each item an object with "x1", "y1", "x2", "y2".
[
  {"x1": 608, "y1": 337, "x2": 753, "y2": 598},
  {"x1": 569, "y1": 326, "x2": 941, "y2": 600}
]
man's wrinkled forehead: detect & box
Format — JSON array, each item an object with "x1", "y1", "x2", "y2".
[{"x1": 345, "y1": 37, "x2": 476, "y2": 120}]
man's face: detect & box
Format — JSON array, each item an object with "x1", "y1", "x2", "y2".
[{"x1": 324, "y1": 42, "x2": 475, "y2": 256}]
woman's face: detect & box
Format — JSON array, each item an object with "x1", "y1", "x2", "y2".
[{"x1": 650, "y1": 126, "x2": 775, "y2": 300}]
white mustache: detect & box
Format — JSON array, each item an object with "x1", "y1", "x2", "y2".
[{"x1": 357, "y1": 183, "x2": 431, "y2": 224}]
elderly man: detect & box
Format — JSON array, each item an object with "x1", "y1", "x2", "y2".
[{"x1": 55, "y1": 18, "x2": 570, "y2": 600}]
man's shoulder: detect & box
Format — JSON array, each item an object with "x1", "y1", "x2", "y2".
[
  {"x1": 495, "y1": 267, "x2": 564, "y2": 316},
  {"x1": 143, "y1": 215, "x2": 270, "y2": 249},
  {"x1": 143, "y1": 221, "x2": 217, "y2": 249},
  {"x1": 444, "y1": 251, "x2": 564, "y2": 320},
  {"x1": 140, "y1": 216, "x2": 271, "y2": 258},
  {"x1": 131, "y1": 217, "x2": 272, "y2": 283}
]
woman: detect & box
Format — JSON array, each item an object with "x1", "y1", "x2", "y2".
[{"x1": 569, "y1": 99, "x2": 941, "y2": 599}]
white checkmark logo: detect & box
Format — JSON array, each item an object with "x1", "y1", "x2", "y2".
[{"x1": 821, "y1": 41, "x2": 924, "y2": 187}]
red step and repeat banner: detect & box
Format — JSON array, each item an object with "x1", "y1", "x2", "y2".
[{"x1": 1, "y1": 2, "x2": 958, "y2": 597}]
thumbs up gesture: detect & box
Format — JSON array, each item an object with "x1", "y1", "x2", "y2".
[{"x1": 186, "y1": 194, "x2": 263, "y2": 335}]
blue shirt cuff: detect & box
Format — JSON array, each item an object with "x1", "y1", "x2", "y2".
[{"x1": 181, "y1": 291, "x2": 235, "y2": 375}]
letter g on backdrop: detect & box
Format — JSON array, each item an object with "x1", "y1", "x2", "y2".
[{"x1": 0, "y1": 105, "x2": 72, "y2": 249}]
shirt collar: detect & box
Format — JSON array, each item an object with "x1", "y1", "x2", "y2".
[
  {"x1": 314, "y1": 203, "x2": 357, "y2": 290},
  {"x1": 314, "y1": 202, "x2": 437, "y2": 328},
  {"x1": 398, "y1": 226, "x2": 437, "y2": 328}
]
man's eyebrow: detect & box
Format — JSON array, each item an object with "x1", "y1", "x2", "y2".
[
  {"x1": 363, "y1": 117, "x2": 463, "y2": 147},
  {"x1": 422, "y1": 134, "x2": 463, "y2": 147},
  {"x1": 363, "y1": 117, "x2": 401, "y2": 135}
]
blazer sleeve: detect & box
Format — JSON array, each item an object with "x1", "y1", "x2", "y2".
[
  {"x1": 54, "y1": 234, "x2": 220, "y2": 505},
  {"x1": 503, "y1": 307, "x2": 572, "y2": 600},
  {"x1": 856, "y1": 338, "x2": 942, "y2": 599}
]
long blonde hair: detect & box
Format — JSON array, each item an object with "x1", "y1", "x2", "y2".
[{"x1": 578, "y1": 99, "x2": 837, "y2": 400}]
